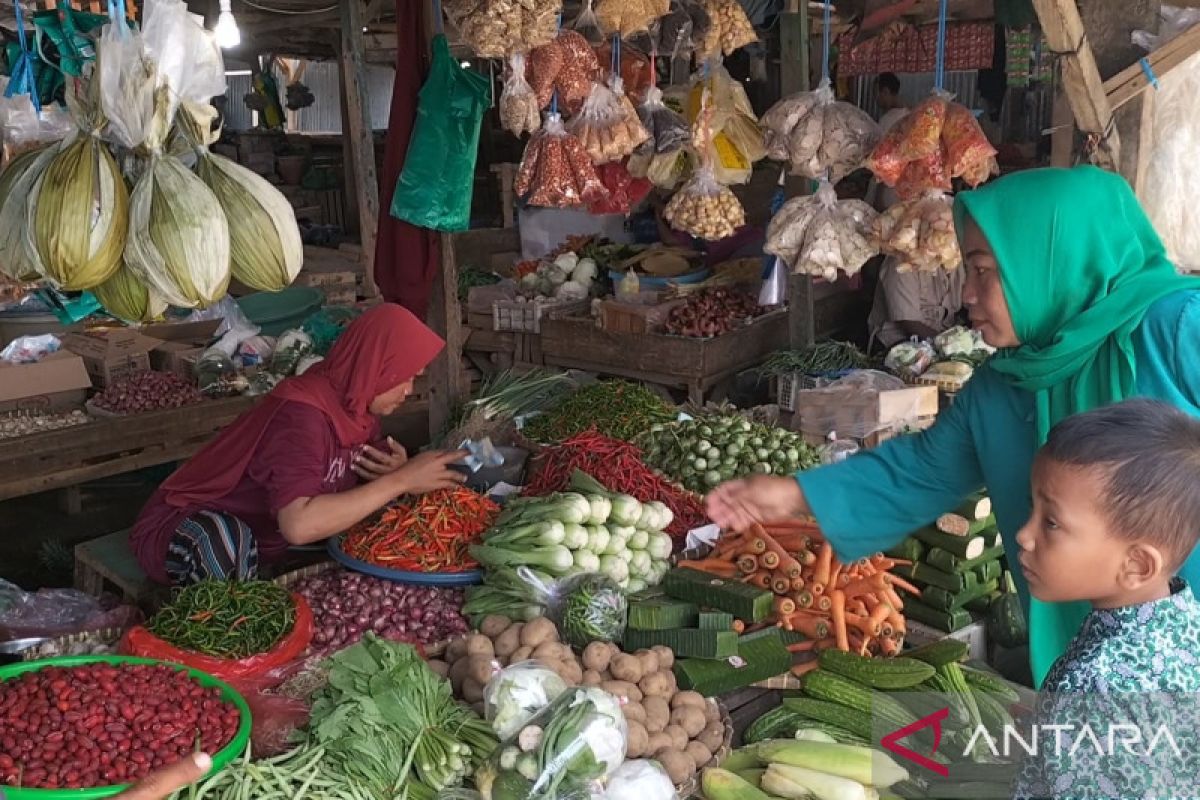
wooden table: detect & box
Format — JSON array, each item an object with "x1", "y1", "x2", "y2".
[{"x1": 0, "y1": 397, "x2": 259, "y2": 503}]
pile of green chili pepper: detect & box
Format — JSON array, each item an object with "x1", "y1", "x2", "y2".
[
  {"x1": 754, "y1": 341, "x2": 876, "y2": 377},
  {"x1": 148, "y1": 580, "x2": 295, "y2": 658},
  {"x1": 521, "y1": 380, "x2": 675, "y2": 443}
]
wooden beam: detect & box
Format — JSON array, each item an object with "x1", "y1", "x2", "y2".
[
  {"x1": 426, "y1": 234, "x2": 470, "y2": 441},
  {"x1": 1050, "y1": 87, "x2": 1075, "y2": 167},
  {"x1": 1031, "y1": 0, "x2": 1119, "y2": 171},
  {"x1": 1103, "y1": 24, "x2": 1200, "y2": 111},
  {"x1": 779, "y1": 0, "x2": 811, "y2": 95},
  {"x1": 338, "y1": 0, "x2": 380, "y2": 298}
]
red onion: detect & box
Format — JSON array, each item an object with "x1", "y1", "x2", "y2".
[{"x1": 295, "y1": 568, "x2": 468, "y2": 658}]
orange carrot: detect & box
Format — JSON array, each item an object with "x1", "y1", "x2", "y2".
[
  {"x1": 846, "y1": 612, "x2": 881, "y2": 638},
  {"x1": 814, "y1": 542, "x2": 834, "y2": 588},
  {"x1": 884, "y1": 573, "x2": 922, "y2": 596},
  {"x1": 736, "y1": 554, "x2": 759, "y2": 574},
  {"x1": 745, "y1": 573, "x2": 772, "y2": 590},
  {"x1": 713, "y1": 533, "x2": 748, "y2": 557},
  {"x1": 828, "y1": 563, "x2": 843, "y2": 590},
  {"x1": 677, "y1": 559, "x2": 739, "y2": 578},
  {"x1": 809, "y1": 582, "x2": 826, "y2": 596},
  {"x1": 817, "y1": 595, "x2": 832, "y2": 612},
  {"x1": 888, "y1": 609, "x2": 906, "y2": 635},
  {"x1": 787, "y1": 614, "x2": 830, "y2": 640},
  {"x1": 843, "y1": 573, "x2": 888, "y2": 599},
  {"x1": 794, "y1": 590, "x2": 814, "y2": 609},
  {"x1": 773, "y1": 596, "x2": 797, "y2": 617},
  {"x1": 759, "y1": 550, "x2": 781, "y2": 570},
  {"x1": 880, "y1": 637, "x2": 900, "y2": 656},
  {"x1": 744, "y1": 537, "x2": 768, "y2": 555},
  {"x1": 732, "y1": 619, "x2": 747, "y2": 633},
  {"x1": 868, "y1": 601, "x2": 893, "y2": 629},
  {"x1": 848, "y1": 599, "x2": 869, "y2": 617},
  {"x1": 752, "y1": 525, "x2": 805, "y2": 579},
  {"x1": 830, "y1": 589, "x2": 848, "y2": 652}
]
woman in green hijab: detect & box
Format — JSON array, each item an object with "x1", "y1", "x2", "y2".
[{"x1": 706, "y1": 166, "x2": 1200, "y2": 687}]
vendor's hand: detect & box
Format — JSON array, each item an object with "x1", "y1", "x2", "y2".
[
  {"x1": 705, "y1": 476, "x2": 806, "y2": 531},
  {"x1": 388, "y1": 449, "x2": 469, "y2": 495},
  {"x1": 113, "y1": 753, "x2": 210, "y2": 800},
  {"x1": 354, "y1": 436, "x2": 409, "y2": 481}
]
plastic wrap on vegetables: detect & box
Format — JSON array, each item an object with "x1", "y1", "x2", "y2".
[
  {"x1": 765, "y1": 180, "x2": 878, "y2": 280},
  {"x1": 501, "y1": 54, "x2": 542, "y2": 137},
  {"x1": 941, "y1": 101, "x2": 998, "y2": 184},
  {"x1": 885, "y1": 338, "x2": 937, "y2": 377},
  {"x1": 664, "y1": 165, "x2": 745, "y2": 240},
  {"x1": 872, "y1": 191, "x2": 961, "y2": 273},
  {"x1": 485, "y1": 661, "x2": 571, "y2": 740},
  {"x1": 544, "y1": 572, "x2": 628, "y2": 648},
  {"x1": 476, "y1": 686, "x2": 628, "y2": 800},
  {"x1": 761, "y1": 80, "x2": 880, "y2": 182}
]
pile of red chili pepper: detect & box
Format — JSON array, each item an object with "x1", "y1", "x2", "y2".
[
  {"x1": 523, "y1": 430, "x2": 707, "y2": 537},
  {"x1": 342, "y1": 487, "x2": 500, "y2": 572}
]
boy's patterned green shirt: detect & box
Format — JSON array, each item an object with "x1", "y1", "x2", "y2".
[{"x1": 1014, "y1": 579, "x2": 1200, "y2": 799}]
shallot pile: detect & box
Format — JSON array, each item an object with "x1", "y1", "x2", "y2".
[
  {"x1": 294, "y1": 569, "x2": 469, "y2": 657},
  {"x1": 91, "y1": 370, "x2": 203, "y2": 414},
  {"x1": 664, "y1": 288, "x2": 762, "y2": 338}
]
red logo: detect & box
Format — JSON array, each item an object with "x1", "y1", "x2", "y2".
[{"x1": 880, "y1": 707, "x2": 950, "y2": 777}]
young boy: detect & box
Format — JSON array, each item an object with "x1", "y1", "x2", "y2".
[{"x1": 1012, "y1": 398, "x2": 1200, "y2": 799}]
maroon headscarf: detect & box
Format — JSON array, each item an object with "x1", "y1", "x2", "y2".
[{"x1": 160, "y1": 304, "x2": 444, "y2": 508}]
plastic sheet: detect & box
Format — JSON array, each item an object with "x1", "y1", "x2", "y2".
[
  {"x1": 119, "y1": 592, "x2": 314, "y2": 687},
  {"x1": 478, "y1": 685, "x2": 628, "y2": 800},
  {"x1": 603, "y1": 759, "x2": 678, "y2": 800},
  {"x1": 0, "y1": 579, "x2": 143, "y2": 642},
  {"x1": 0, "y1": 333, "x2": 59, "y2": 364},
  {"x1": 765, "y1": 179, "x2": 878, "y2": 280}
]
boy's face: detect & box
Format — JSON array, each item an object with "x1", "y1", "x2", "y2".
[{"x1": 1016, "y1": 458, "x2": 1159, "y2": 607}]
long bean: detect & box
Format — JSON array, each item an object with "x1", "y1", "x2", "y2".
[
  {"x1": 755, "y1": 341, "x2": 876, "y2": 376},
  {"x1": 148, "y1": 580, "x2": 295, "y2": 658},
  {"x1": 522, "y1": 379, "x2": 675, "y2": 443}
]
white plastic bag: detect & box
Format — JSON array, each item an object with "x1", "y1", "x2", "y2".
[
  {"x1": 484, "y1": 661, "x2": 570, "y2": 740},
  {"x1": 141, "y1": 0, "x2": 225, "y2": 117},
  {"x1": 603, "y1": 759, "x2": 677, "y2": 800},
  {"x1": 1140, "y1": 51, "x2": 1200, "y2": 269}
]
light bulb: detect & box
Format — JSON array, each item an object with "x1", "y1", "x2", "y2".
[{"x1": 215, "y1": 1, "x2": 240, "y2": 48}]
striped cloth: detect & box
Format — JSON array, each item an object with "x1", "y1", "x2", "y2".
[{"x1": 165, "y1": 510, "x2": 259, "y2": 586}]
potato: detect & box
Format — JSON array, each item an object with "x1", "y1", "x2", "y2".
[
  {"x1": 448, "y1": 657, "x2": 471, "y2": 694},
  {"x1": 702, "y1": 699, "x2": 720, "y2": 722},
  {"x1": 465, "y1": 634, "x2": 494, "y2": 659},
  {"x1": 643, "y1": 695, "x2": 670, "y2": 733},
  {"x1": 479, "y1": 615, "x2": 511, "y2": 639},
  {"x1": 520, "y1": 617, "x2": 558, "y2": 648},
  {"x1": 656, "y1": 749, "x2": 697, "y2": 784},
  {"x1": 698, "y1": 722, "x2": 725, "y2": 753},
  {"x1": 646, "y1": 732, "x2": 674, "y2": 756},
  {"x1": 582, "y1": 669, "x2": 604, "y2": 686},
  {"x1": 558, "y1": 658, "x2": 584, "y2": 685},
  {"x1": 600, "y1": 680, "x2": 642, "y2": 703},
  {"x1": 671, "y1": 690, "x2": 706, "y2": 710},
  {"x1": 467, "y1": 655, "x2": 497, "y2": 686},
  {"x1": 462, "y1": 677, "x2": 485, "y2": 704},
  {"x1": 622, "y1": 701, "x2": 647, "y2": 726},
  {"x1": 510, "y1": 646, "x2": 533, "y2": 663},
  {"x1": 634, "y1": 649, "x2": 660, "y2": 676},
  {"x1": 610, "y1": 653, "x2": 644, "y2": 684},
  {"x1": 626, "y1": 720, "x2": 649, "y2": 758},
  {"x1": 665, "y1": 724, "x2": 689, "y2": 751},
  {"x1": 582, "y1": 641, "x2": 614, "y2": 673},
  {"x1": 494, "y1": 624, "x2": 523, "y2": 659},
  {"x1": 445, "y1": 637, "x2": 469, "y2": 663},
  {"x1": 670, "y1": 705, "x2": 707, "y2": 738},
  {"x1": 685, "y1": 741, "x2": 713, "y2": 769},
  {"x1": 639, "y1": 671, "x2": 672, "y2": 697},
  {"x1": 532, "y1": 642, "x2": 570, "y2": 662},
  {"x1": 426, "y1": 659, "x2": 450, "y2": 678}
]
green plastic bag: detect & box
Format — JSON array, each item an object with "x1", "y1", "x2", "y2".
[{"x1": 390, "y1": 34, "x2": 491, "y2": 232}]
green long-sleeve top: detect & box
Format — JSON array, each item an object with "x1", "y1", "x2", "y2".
[{"x1": 796, "y1": 290, "x2": 1200, "y2": 673}]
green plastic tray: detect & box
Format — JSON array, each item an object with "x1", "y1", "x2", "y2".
[
  {"x1": 236, "y1": 286, "x2": 325, "y2": 337},
  {"x1": 0, "y1": 655, "x2": 253, "y2": 799}
]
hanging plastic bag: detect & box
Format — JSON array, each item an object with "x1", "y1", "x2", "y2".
[
  {"x1": 570, "y1": 77, "x2": 650, "y2": 164},
  {"x1": 477, "y1": 685, "x2": 628, "y2": 800},
  {"x1": 765, "y1": 180, "x2": 878, "y2": 281},
  {"x1": 516, "y1": 112, "x2": 607, "y2": 208},
  {"x1": 118, "y1": 593, "x2": 315, "y2": 688},
  {"x1": 528, "y1": 31, "x2": 603, "y2": 115},
  {"x1": 573, "y1": 0, "x2": 607, "y2": 43},
  {"x1": 940, "y1": 101, "x2": 997, "y2": 181},
  {"x1": 596, "y1": 0, "x2": 670, "y2": 39},
  {"x1": 140, "y1": 0, "x2": 225, "y2": 119},
  {"x1": 664, "y1": 164, "x2": 745, "y2": 240},
  {"x1": 391, "y1": 34, "x2": 492, "y2": 232},
  {"x1": 636, "y1": 86, "x2": 689, "y2": 154},
  {"x1": 695, "y1": 0, "x2": 756, "y2": 60},
  {"x1": 761, "y1": 79, "x2": 880, "y2": 182},
  {"x1": 873, "y1": 191, "x2": 960, "y2": 273},
  {"x1": 594, "y1": 42, "x2": 653, "y2": 106},
  {"x1": 501, "y1": 53, "x2": 541, "y2": 137},
  {"x1": 687, "y1": 64, "x2": 763, "y2": 185},
  {"x1": 484, "y1": 661, "x2": 570, "y2": 740},
  {"x1": 0, "y1": 78, "x2": 71, "y2": 165},
  {"x1": 588, "y1": 161, "x2": 653, "y2": 215}
]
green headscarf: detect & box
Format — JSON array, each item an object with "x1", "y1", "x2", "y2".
[{"x1": 954, "y1": 165, "x2": 1197, "y2": 686}]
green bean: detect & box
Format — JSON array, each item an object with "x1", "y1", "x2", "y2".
[{"x1": 522, "y1": 379, "x2": 675, "y2": 443}]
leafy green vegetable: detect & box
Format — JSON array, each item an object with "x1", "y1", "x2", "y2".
[{"x1": 309, "y1": 633, "x2": 497, "y2": 799}]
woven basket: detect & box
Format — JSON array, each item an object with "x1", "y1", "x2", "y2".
[
  {"x1": 676, "y1": 698, "x2": 734, "y2": 798},
  {"x1": 21, "y1": 626, "x2": 127, "y2": 662}
]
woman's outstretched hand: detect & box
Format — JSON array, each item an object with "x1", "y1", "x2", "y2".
[
  {"x1": 354, "y1": 436, "x2": 409, "y2": 481},
  {"x1": 387, "y1": 449, "x2": 469, "y2": 495},
  {"x1": 113, "y1": 752, "x2": 211, "y2": 800},
  {"x1": 705, "y1": 475, "x2": 807, "y2": 531}
]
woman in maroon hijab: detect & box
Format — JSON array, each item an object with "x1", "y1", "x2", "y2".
[{"x1": 130, "y1": 305, "x2": 466, "y2": 586}]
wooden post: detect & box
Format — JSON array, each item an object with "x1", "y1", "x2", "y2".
[
  {"x1": 339, "y1": 0, "x2": 380, "y2": 298},
  {"x1": 1050, "y1": 85, "x2": 1075, "y2": 167},
  {"x1": 426, "y1": 233, "x2": 470, "y2": 440},
  {"x1": 1031, "y1": 0, "x2": 1120, "y2": 171},
  {"x1": 779, "y1": 0, "x2": 814, "y2": 348}
]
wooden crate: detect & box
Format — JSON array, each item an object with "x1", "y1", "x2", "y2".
[
  {"x1": 792, "y1": 383, "x2": 940, "y2": 448},
  {"x1": 596, "y1": 298, "x2": 684, "y2": 334},
  {"x1": 540, "y1": 310, "x2": 788, "y2": 404},
  {"x1": 493, "y1": 297, "x2": 589, "y2": 334}
]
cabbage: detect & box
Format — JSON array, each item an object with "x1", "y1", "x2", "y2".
[{"x1": 486, "y1": 663, "x2": 569, "y2": 740}]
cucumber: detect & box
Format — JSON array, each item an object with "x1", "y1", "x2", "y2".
[
  {"x1": 817, "y1": 648, "x2": 935, "y2": 689},
  {"x1": 905, "y1": 638, "x2": 969, "y2": 667},
  {"x1": 960, "y1": 664, "x2": 1021, "y2": 704},
  {"x1": 802, "y1": 670, "x2": 920, "y2": 734}
]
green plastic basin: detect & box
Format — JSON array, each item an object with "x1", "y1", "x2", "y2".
[
  {"x1": 236, "y1": 286, "x2": 325, "y2": 337},
  {"x1": 0, "y1": 655, "x2": 253, "y2": 799}
]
